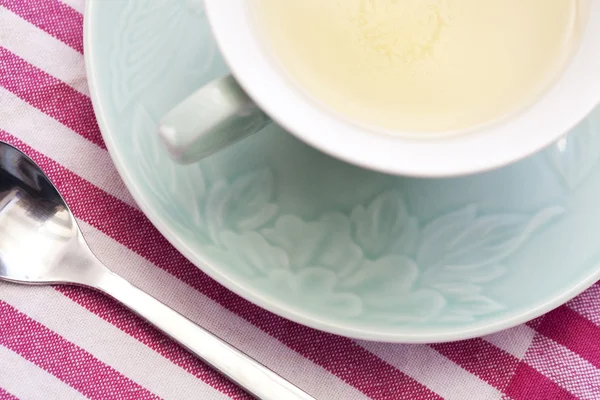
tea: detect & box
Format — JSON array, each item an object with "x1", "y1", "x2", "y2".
[{"x1": 253, "y1": 0, "x2": 581, "y2": 134}]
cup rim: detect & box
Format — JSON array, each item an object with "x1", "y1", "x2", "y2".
[{"x1": 205, "y1": 0, "x2": 600, "y2": 177}]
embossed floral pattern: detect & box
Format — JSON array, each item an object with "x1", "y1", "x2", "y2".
[
  {"x1": 206, "y1": 170, "x2": 279, "y2": 244},
  {"x1": 255, "y1": 269, "x2": 364, "y2": 317},
  {"x1": 125, "y1": 0, "x2": 566, "y2": 325},
  {"x1": 132, "y1": 120, "x2": 565, "y2": 322},
  {"x1": 262, "y1": 213, "x2": 363, "y2": 275},
  {"x1": 351, "y1": 190, "x2": 419, "y2": 258},
  {"x1": 111, "y1": 0, "x2": 216, "y2": 111}
]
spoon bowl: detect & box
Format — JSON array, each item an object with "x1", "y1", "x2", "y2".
[
  {"x1": 0, "y1": 142, "x2": 95, "y2": 286},
  {"x1": 0, "y1": 141, "x2": 313, "y2": 400}
]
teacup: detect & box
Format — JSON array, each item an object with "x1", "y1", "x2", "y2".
[{"x1": 158, "y1": 0, "x2": 600, "y2": 177}]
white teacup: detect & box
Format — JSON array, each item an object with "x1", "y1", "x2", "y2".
[{"x1": 159, "y1": 0, "x2": 600, "y2": 177}]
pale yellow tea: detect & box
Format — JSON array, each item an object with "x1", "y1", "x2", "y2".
[{"x1": 253, "y1": 0, "x2": 581, "y2": 134}]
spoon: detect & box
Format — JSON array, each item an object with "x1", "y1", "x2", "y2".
[{"x1": 0, "y1": 141, "x2": 314, "y2": 400}]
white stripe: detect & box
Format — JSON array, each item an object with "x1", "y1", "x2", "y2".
[
  {"x1": 525, "y1": 335, "x2": 600, "y2": 400},
  {"x1": 0, "y1": 346, "x2": 86, "y2": 400},
  {"x1": 59, "y1": 0, "x2": 86, "y2": 15},
  {"x1": 0, "y1": 289, "x2": 228, "y2": 399},
  {"x1": 78, "y1": 219, "x2": 367, "y2": 400},
  {"x1": 358, "y1": 341, "x2": 503, "y2": 400},
  {"x1": 0, "y1": 6, "x2": 89, "y2": 96},
  {"x1": 483, "y1": 324, "x2": 536, "y2": 360},
  {"x1": 568, "y1": 284, "x2": 600, "y2": 326},
  {"x1": 485, "y1": 323, "x2": 600, "y2": 399},
  {"x1": 0, "y1": 88, "x2": 137, "y2": 208}
]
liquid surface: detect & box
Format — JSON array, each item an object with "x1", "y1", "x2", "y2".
[{"x1": 253, "y1": 0, "x2": 580, "y2": 134}]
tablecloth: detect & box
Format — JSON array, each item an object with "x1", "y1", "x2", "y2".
[{"x1": 1, "y1": 0, "x2": 600, "y2": 399}]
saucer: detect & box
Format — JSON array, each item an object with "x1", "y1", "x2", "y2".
[{"x1": 85, "y1": 0, "x2": 600, "y2": 342}]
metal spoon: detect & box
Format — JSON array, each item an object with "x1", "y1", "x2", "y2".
[{"x1": 0, "y1": 141, "x2": 314, "y2": 400}]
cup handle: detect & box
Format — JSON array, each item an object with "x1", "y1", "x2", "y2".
[{"x1": 158, "y1": 74, "x2": 271, "y2": 164}]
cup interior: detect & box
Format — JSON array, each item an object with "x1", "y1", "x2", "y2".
[{"x1": 205, "y1": 0, "x2": 600, "y2": 177}]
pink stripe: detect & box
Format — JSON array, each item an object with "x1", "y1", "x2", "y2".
[
  {"x1": 535, "y1": 306, "x2": 600, "y2": 369},
  {"x1": 0, "y1": 0, "x2": 84, "y2": 53},
  {"x1": 438, "y1": 332, "x2": 594, "y2": 399},
  {"x1": 0, "y1": 388, "x2": 18, "y2": 400},
  {"x1": 525, "y1": 333, "x2": 600, "y2": 398},
  {"x1": 0, "y1": 301, "x2": 158, "y2": 400},
  {"x1": 0, "y1": 131, "x2": 440, "y2": 400},
  {"x1": 567, "y1": 282, "x2": 600, "y2": 326},
  {"x1": 505, "y1": 362, "x2": 577, "y2": 400},
  {"x1": 431, "y1": 339, "x2": 519, "y2": 391},
  {"x1": 0, "y1": 48, "x2": 105, "y2": 149},
  {"x1": 526, "y1": 315, "x2": 547, "y2": 330},
  {"x1": 57, "y1": 286, "x2": 251, "y2": 400}
]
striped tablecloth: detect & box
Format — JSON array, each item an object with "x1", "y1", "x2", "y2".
[{"x1": 1, "y1": 1, "x2": 600, "y2": 399}]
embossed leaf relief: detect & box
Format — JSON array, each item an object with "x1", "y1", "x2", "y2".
[
  {"x1": 205, "y1": 170, "x2": 279, "y2": 245},
  {"x1": 547, "y1": 113, "x2": 600, "y2": 190},
  {"x1": 132, "y1": 106, "x2": 209, "y2": 237},
  {"x1": 132, "y1": 105, "x2": 279, "y2": 245},
  {"x1": 350, "y1": 190, "x2": 419, "y2": 258},
  {"x1": 197, "y1": 181, "x2": 564, "y2": 323},
  {"x1": 416, "y1": 205, "x2": 564, "y2": 322},
  {"x1": 132, "y1": 111, "x2": 564, "y2": 322},
  {"x1": 111, "y1": 0, "x2": 214, "y2": 111},
  {"x1": 132, "y1": 115, "x2": 565, "y2": 322}
]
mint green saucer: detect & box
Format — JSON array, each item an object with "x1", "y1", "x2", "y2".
[{"x1": 85, "y1": 0, "x2": 600, "y2": 342}]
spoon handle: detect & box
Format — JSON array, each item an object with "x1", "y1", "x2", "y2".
[{"x1": 93, "y1": 270, "x2": 314, "y2": 400}]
